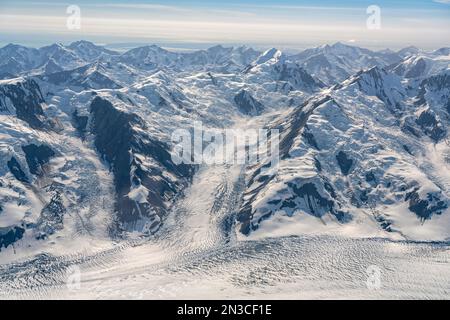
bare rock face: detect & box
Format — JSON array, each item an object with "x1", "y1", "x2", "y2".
[
  {"x1": 234, "y1": 89, "x2": 264, "y2": 116},
  {"x1": 90, "y1": 97, "x2": 194, "y2": 232},
  {"x1": 0, "y1": 226, "x2": 25, "y2": 251},
  {"x1": 0, "y1": 79, "x2": 46, "y2": 129}
]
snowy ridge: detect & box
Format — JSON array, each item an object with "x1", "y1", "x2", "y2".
[
  {"x1": 238, "y1": 64, "x2": 450, "y2": 241},
  {"x1": 291, "y1": 42, "x2": 403, "y2": 85}
]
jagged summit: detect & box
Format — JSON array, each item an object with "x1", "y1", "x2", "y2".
[{"x1": 256, "y1": 48, "x2": 283, "y2": 63}]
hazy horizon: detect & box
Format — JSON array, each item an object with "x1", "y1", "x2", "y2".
[{"x1": 1, "y1": 0, "x2": 449, "y2": 51}]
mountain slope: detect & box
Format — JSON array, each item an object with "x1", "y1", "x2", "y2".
[{"x1": 238, "y1": 66, "x2": 450, "y2": 241}]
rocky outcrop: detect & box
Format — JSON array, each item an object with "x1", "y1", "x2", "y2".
[
  {"x1": 234, "y1": 89, "x2": 263, "y2": 116},
  {"x1": 415, "y1": 109, "x2": 446, "y2": 142},
  {"x1": 275, "y1": 61, "x2": 325, "y2": 92},
  {"x1": 0, "y1": 79, "x2": 46, "y2": 129},
  {"x1": 406, "y1": 189, "x2": 447, "y2": 222},
  {"x1": 7, "y1": 157, "x2": 29, "y2": 183},
  {"x1": 22, "y1": 144, "x2": 55, "y2": 175},
  {"x1": 336, "y1": 151, "x2": 353, "y2": 176},
  {"x1": 36, "y1": 191, "x2": 66, "y2": 238},
  {"x1": 90, "y1": 97, "x2": 194, "y2": 231},
  {"x1": 0, "y1": 226, "x2": 25, "y2": 251}
]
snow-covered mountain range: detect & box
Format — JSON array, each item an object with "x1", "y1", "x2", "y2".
[{"x1": 1, "y1": 40, "x2": 449, "y2": 259}]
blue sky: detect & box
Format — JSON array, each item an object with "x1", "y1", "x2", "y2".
[{"x1": 0, "y1": 0, "x2": 449, "y2": 50}]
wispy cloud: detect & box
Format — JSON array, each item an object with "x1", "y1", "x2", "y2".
[
  {"x1": 90, "y1": 3, "x2": 192, "y2": 12},
  {"x1": 87, "y1": 3, "x2": 257, "y2": 18},
  {"x1": 232, "y1": 4, "x2": 363, "y2": 11}
]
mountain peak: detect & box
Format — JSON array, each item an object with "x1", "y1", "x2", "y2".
[
  {"x1": 400, "y1": 45, "x2": 419, "y2": 51},
  {"x1": 2, "y1": 43, "x2": 25, "y2": 50},
  {"x1": 327, "y1": 41, "x2": 360, "y2": 52},
  {"x1": 397, "y1": 46, "x2": 420, "y2": 57},
  {"x1": 69, "y1": 40, "x2": 95, "y2": 46},
  {"x1": 432, "y1": 47, "x2": 450, "y2": 56},
  {"x1": 39, "y1": 43, "x2": 68, "y2": 53},
  {"x1": 351, "y1": 65, "x2": 386, "y2": 83},
  {"x1": 254, "y1": 48, "x2": 283, "y2": 64},
  {"x1": 207, "y1": 44, "x2": 227, "y2": 51},
  {"x1": 331, "y1": 41, "x2": 346, "y2": 48}
]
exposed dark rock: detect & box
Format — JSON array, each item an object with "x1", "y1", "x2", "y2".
[
  {"x1": 365, "y1": 171, "x2": 376, "y2": 183},
  {"x1": 238, "y1": 97, "x2": 338, "y2": 235},
  {"x1": 36, "y1": 192, "x2": 66, "y2": 237},
  {"x1": 237, "y1": 206, "x2": 253, "y2": 235},
  {"x1": 359, "y1": 189, "x2": 369, "y2": 203},
  {"x1": 234, "y1": 89, "x2": 263, "y2": 116},
  {"x1": 0, "y1": 226, "x2": 25, "y2": 251},
  {"x1": 279, "y1": 95, "x2": 332, "y2": 158},
  {"x1": 90, "y1": 97, "x2": 193, "y2": 225},
  {"x1": 285, "y1": 182, "x2": 351, "y2": 222},
  {"x1": 403, "y1": 145, "x2": 413, "y2": 155},
  {"x1": 314, "y1": 157, "x2": 322, "y2": 172},
  {"x1": 336, "y1": 151, "x2": 353, "y2": 175},
  {"x1": 22, "y1": 144, "x2": 55, "y2": 175},
  {"x1": 207, "y1": 72, "x2": 217, "y2": 85},
  {"x1": 417, "y1": 110, "x2": 438, "y2": 127},
  {"x1": 237, "y1": 173, "x2": 276, "y2": 235},
  {"x1": 352, "y1": 67, "x2": 403, "y2": 111},
  {"x1": 267, "y1": 199, "x2": 282, "y2": 206},
  {"x1": 302, "y1": 126, "x2": 319, "y2": 149},
  {"x1": 0, "y1": 79, "x2": 46, "y2": 128},
  {"x1": 416, "y1": 72, "x2": 450, "y2": 115},
  {"x1": 405, "y1": 58, "x2": 426, "y2": 78},
  {"x1": 405, "y1": 188, "x2": 447, "y2": 221},
  {"x1": 402, "y1": 123, "x2": 421, "y2": 138},
  {"x1": 73, "y1": 109, "x2": 89, "y2": 134},
  {"x1": 7, "y1": 157, "x2": 29, "y2": 183},
  {"x1": 275, "y1": 62, "x2": 325, "y2": 91},
  {"x1": 285, "y1": 182, "x2": 332, "y2": 216},
  {"x1": 374, "y1": 214, "x2": 393, "y2": 232},
  {"x1": 42, "y1": 63, "x2": 122, "y2": 90},
  {"x1": 416, "y1": 110, "x2": 446, "y2": 142},
  {"x1": 323, "y1": 182, "x2": 336, "y2": 199},
  {"x1": 238, "y1": 178, "x2": 352, "y2": 235}
]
